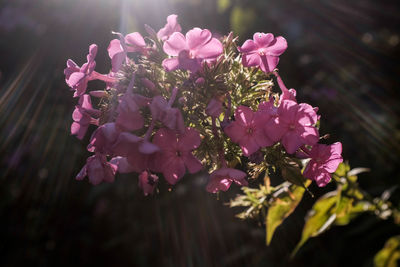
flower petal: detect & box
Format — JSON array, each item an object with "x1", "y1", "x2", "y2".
[
  {"x1": 186, "y1": 27, "x2": 212, "y2": 51},
  {"x1": 193, "y1": 37, "x2": 223, "y2": 59},
  {"x1": 182, "y1": 152, "x2": 202, "y2": 173},
  {"x1": 163, "y1": 32, "x2": 187, "y2": 56},
  {"x1": 253, "y1": 32, "x2": 274, "y2": 48},
  {"x1": 177, "y1": 127, "x2": 201, "y2": 151},
  {"x1": 267, "y1": 36, "x2": 288, "y2": 56}
]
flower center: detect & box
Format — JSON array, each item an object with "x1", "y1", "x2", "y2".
[
  {"x1": 147, "y1": 176, "x2": 156, "y2": 185},
  {"x1": 176, "y1": 150, "x2": 182, "y2": 157},
  {"x1": 289, "y1": 124, "x2": 296, "y2": 130},
  {"x1": 246, "y1": 127, "x2": 254, "y2": 135}
]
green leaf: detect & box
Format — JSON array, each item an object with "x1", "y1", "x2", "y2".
[
  {"x1": 281, "y1": 164, "x2": 307, "y2": 187},
  {"x1": 335, "y1": 162, "x2": 349, "y2": 177},
  {"x1": 266, "y1": 181, "x2": 310, "y2": 245},
  {"x1": 292, "y1": 194, "x2": 337, "y2": 257},
  {"x1": 335, "y1": 200, "x2": 374, "y2": 225},
  {"x1": 374, "y1": 235, "x2": 400, "y2": 267}
]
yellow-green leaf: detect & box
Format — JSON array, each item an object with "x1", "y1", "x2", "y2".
[
  {"x1": 266, "y1": 181, "x2": 310, "y2": 245},
  {"x1": 374, "y1": 235, "x2": 400, "y2": 267},
  {"x1": 292, "y1": 194, "x2": 337, "y2": 257}
]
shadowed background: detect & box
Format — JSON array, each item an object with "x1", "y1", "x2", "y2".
[{"x1": 0, "y1": 0, "x2": 399, "y2": 266}]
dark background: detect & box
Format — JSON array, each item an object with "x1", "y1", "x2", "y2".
[{"x1": 0, "y1": 0, "x2": 399, "y2": 266}]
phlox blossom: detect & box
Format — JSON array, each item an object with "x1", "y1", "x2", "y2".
[
  {"x1": 238, "y1": 32, "x2": 287, "y2": 73},
  {"x1": 153, "y1": 128, "x2": 202, "y2": 184},
  {"x1": 303, "y1": 142, "x2": 343, "y2": 187},
  {"x1": 224, "y1": 105, "x2": 273, "y2": 157},
  {"x1": 206, "y1": 168, "x2": 248, "y2": 193},
  {"x1": 162, "y1": 28, "x2": 223, "y2": 72}
]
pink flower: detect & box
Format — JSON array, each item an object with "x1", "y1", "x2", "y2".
[
  {"x1": 110, "y1": 156, "x2": 136, "y2": 173},
  {"x1": 125, "y1": 32, "x2": 147, "y2": 53},
  {"x1": 87, "y1": 123, "x2": 120, "y2": 154},
  {"x1": 206, "y1": 168, "x2": 248, "y2": 193},
  {"x1": 65, "y1": 44, "x2": 97, "y2": 97},
  {"x1": 274, "y1": 72, "x2": 297, "y2": 103},
  {"x1": 266, "y1": 100, "x2": 319, "y2": 154},
  {"x1": 65, "y1": 44, "x2": 116, "y2": 97},
  {"x1": 107, "y1": 39, "x2": 126, "y2": 73},
  {"x1": 303, "y1": 142, "x2": 343, "y2": 187},
  {"x1": 111, "y1": 132, "x2": 159, "y2": 173},
  {"x1": 76, "y1": 153, "x2": 117, "y2": 185},
  {"x1": 107, "y1": 31, "x2": 147, "y2": 73},
  {"x1": 71, "y1": 94, "x2": 100, "y2": 140},
  {"x1": 238, "y1": 33, "x2": 287, "y2": 73},
  {"x1": 138, "y1": 171, "x2": 159, "y2": 196},
  {"x1": 224, "y1": 105, "x2": 274, "y2": 157},
  {"x1": 206, "y1": 98, "x2": 223, "y2": 118},
  {"x1": 153, "y1": 128, "x2": 202, "y2": 184},
  {"x1": 162, "y1": 28, "x2": 223, "y2": 72},
  {"x1": 157, "y1": 14, "x2": 182, "y2": 41},
  {"x1": 150, "y1": 95, "x2": 184, "y2": 133},
  {"x1": 116, "y1": 91, "x2": 144, "y2": 132}
]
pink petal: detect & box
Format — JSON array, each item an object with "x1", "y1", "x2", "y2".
[
  {"x1": 107, "y1": 39, "x2": 123, "y2": 58},
  {"x1": 299, "y1": 125, "x2": 319, "y2": 146},
  {"x1": 162, "y1": 156, "x2": 186, "y2": 184},
  {"x1": 315, "y1": 171, "x2": 332, "y2": 187},
  {"x1": 67, "y1": 72, "x2": 85, "y2": 87},
  {"x1": 103, "y1": 162, "x2": 117, "y2": 183},
  {"x1": 177, "y1": 127, "x2": 201, "y2": 151},
  {"x1": 281, "y1": 130, "x2": 304, "y2": 154},
  {"x1": 260, "y1": 55, "x2": 279, "y2": 73},
  {"x1": 116, "y1": 108, "x2": 144, "y2": 131},
  {"x1": 182, "y1": 152, "x2": 202, "y2": 173},
  {"x1": 206, "y1": 176, "x2": 232, "y2": 193},
  {"x1": 112, "y1": 132, "x2": 141, "y2": 156},
  {"x1": 253, "y1": 126, "x2": 274, "y2": 148},
  {"x1": 125, "y1": 32, "x2": 146, "y2": 51},
  {"x1": 236, "y1": 105, "x2": 254, "y2": 126},
  {"x1": 278, "y1": 100, "x2": 298, "y2": 124},
  {"x1": 238, "y1": 39, "x2": 257, "y2": 53},
  {"x1": 264, "y1": 118, "x2": 286, "y2": 142},
  {"x1": 177, "y1": 52, "x2": 202, "y2": 72},
  {"x1": 87, "y1": 44, "x2": 98, "y2": 61},
  {"x1": 153, "y1": 128, "x2": 178, "y2": 151},
  {"x1": 157, "y1": 14, "x2": 181, "y2": 41},
  {"x1": 226, "y1": 168, "x2": 247, "y2": 181},
  {"x1": 240, "y1": 136, "x2": 259, "y2": 156},
  {"x1": 76, "y1": 164, "x2": 87, "y2": 181},
  {"x1": 110, "y1": 156, "x2": 135, "y2": 173},
  {"x1": 206, "y1": 98, "x2": 222, "y2": 118},
  {"x1": 193, "y1": 37, "x2": 223, "y2": 59},
  {"x1": 224, "y1": 121, "x2": 247, "y2": 144},
  {"x1": 266, "y1": 36, "x2": 288, "y2": 56},
  {"x1": 139, "y1": 141, "x2": 159, "y2": 154},
  {"x1": 296, "y1": 103, "x2": 318, "y2": 125},
  {"x1": 186, "y1": 28, "x2": 212, "y2": 51},
  {"x1": 253, "y1": 32, "x2": 274, "y2": 48},
  {"x1": 86, "y1": 156, "x2": 104, "y2": 185},
  {"x1": 163, "y1": 32, "x2": 187, "y2": 56},
  {"x1": 242, "y1": 53, "x2": 261, "y2": 68},
  {"x1": 79, "y1": 94, "x2": 93, "y2": 110},
  {"x1": 71, "y1": 122, "x2": 88, "y2": 140},
  {"x1": 162, "y1": 58, "x2": 180, "y2": 72},
  {"x1": 138, "y1": 171, "x2": 158, "y2": 196}
]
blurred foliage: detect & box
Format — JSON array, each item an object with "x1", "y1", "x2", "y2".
[
  {"x1": 231, "y1": 161, "x2": 400, "y2": 260},
  {"x1": 375, "y1": 235, "x2": 400, "y2": 267}
]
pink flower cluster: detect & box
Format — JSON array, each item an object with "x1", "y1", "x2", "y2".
[{"x1": 64, "y1": 14, "x2": 343, "y2": 195}]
